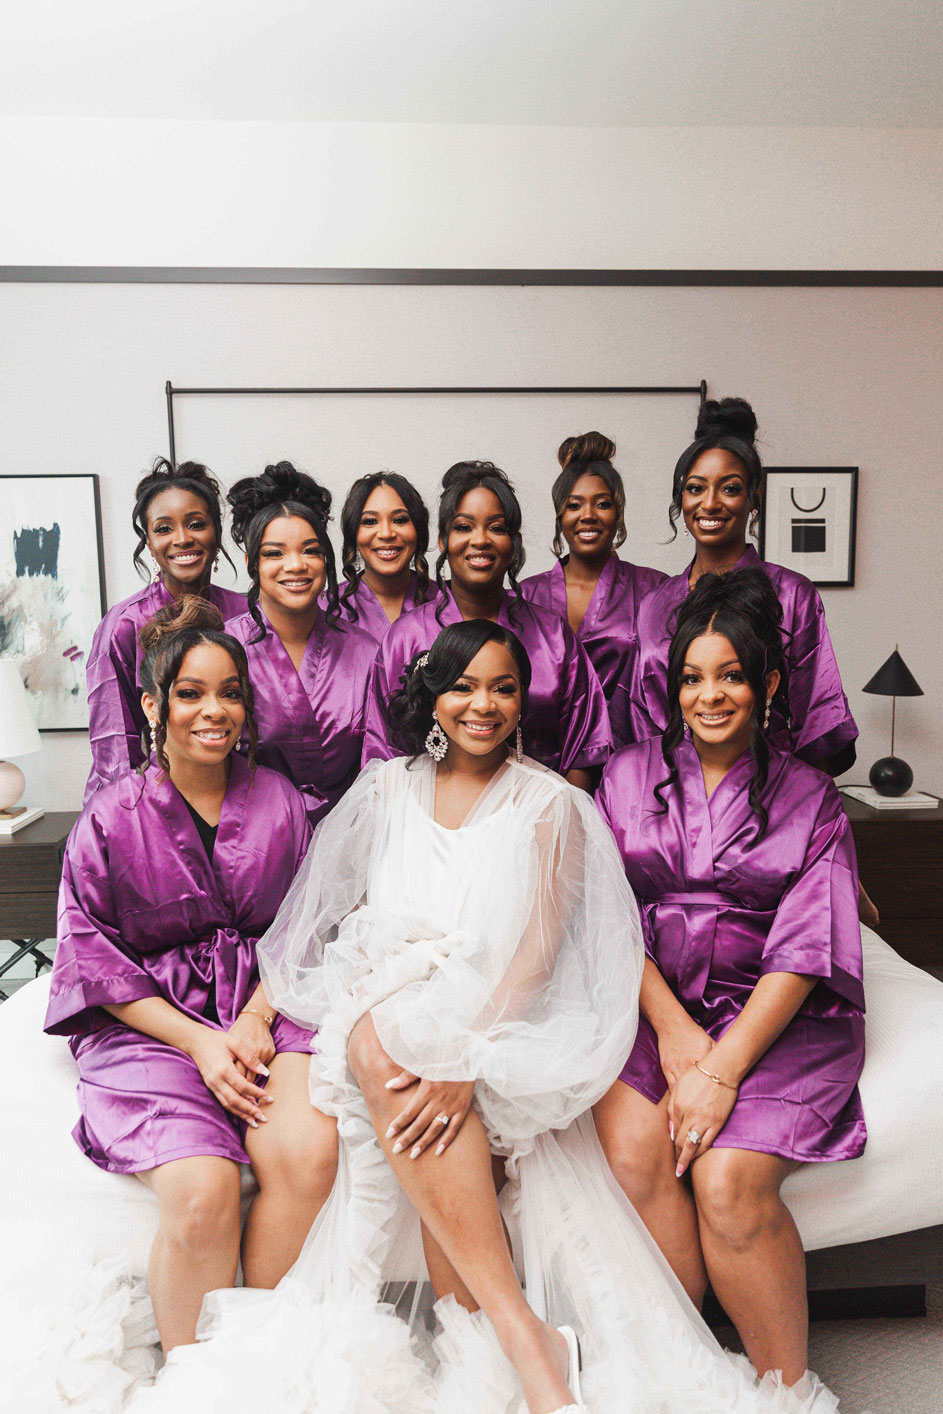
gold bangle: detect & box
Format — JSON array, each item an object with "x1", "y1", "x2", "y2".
[
  {"x1": 695, "y1": 1060, "x2": 738, "y2": 1091},
  {"x1": 240, "y1": 1007, "x2": 275, "y2": 1026}
]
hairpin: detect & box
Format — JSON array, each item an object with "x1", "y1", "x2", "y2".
[{"x1": 417, "y1": 653, "x2": 430, "y2": 668}]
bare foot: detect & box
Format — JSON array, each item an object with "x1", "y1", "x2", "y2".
[{"x1": 501, "y1": 1319, "x2": 575, "y2": 1414}]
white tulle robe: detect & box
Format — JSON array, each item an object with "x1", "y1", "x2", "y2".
[{"x1": 131, "y1": 755, "x2": 839, "y2": 1413}]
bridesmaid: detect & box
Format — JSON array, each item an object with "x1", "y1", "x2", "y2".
[
  {"x1": 520, "y1": 431, "x2": 666, "y2": 746},
  {"x1": 335, "y1": 471, "x2": 432, "y2": 640},
  {"x1": 226, "y1": 462, "x2": 377, "y2": 826},
  {"x1": 84, "y1": 459, "x2": 245, "y2": 802},
  {"x1": 630, "y1": 398, "x2": 858, "y2": 776},
  {"x1": 362, "y1": 460, "x2": 612, "y2": 789},
  {"x1": 46, "y1": 598, "x2": 337, "y2": 1353},
  {"x1": 595, "y1": 568, "x2": 865, "y2": 1387}
]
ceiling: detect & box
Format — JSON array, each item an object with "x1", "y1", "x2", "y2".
[{"x1": 4, "y1": 0, "x2": 942, "y2": 127}]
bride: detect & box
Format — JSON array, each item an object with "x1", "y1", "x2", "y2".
[{"x1": 136, "y1": 619, "x2": 838, "y2": 1413}]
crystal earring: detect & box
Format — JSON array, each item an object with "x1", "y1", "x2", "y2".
[
  {"x1": 213, "y1": 552, "x2": 219, "y2": 572},
  {"x1": 150, "y1": 552, "x2": 160, "y2": 579},
  {"x1": 148, "y1": 720, "x2": 158, "y2": 757},
  {"x1": 515, "y1": 724, "x2": 523, "y2": 763},
  {"x1": 425, "y1": 710, "x2": 448, "y2": 762},
  {"x1": 683, "y1": 523, "x2": 692, "y2": 537},
  {"x1": 763, "y1": 697, "x2": 772, "y2": 730}
]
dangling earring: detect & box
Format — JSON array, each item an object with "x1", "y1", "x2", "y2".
[
  {"x1": 763, "y1": 698, "x2": 772, "y2": 730},
  {"x1": 425, "y1": 710, "x2": 448, "y2": 762},
  {"x1": 212, "y1": 552, "x2": 220, "y2": 573},
  {"x1": 683, "y1": 522, "x2": 692, "y2": 537},
  {"x1": 149, "y1": 551, "x2": 160, "y2": 579},
  {"x1": 147, "y1": 719, "x2": 158, "y2": 758},
  {"x1": 515, "y1": 724, "x2": 523, "y2": 764},
  {"x1": 749, "y1": 508, "x2": 760, "y2": 538}
]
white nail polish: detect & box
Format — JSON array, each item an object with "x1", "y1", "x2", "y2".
[
  {"x1": 385, "y1": 1124, "x2": 396, "y2": 1139},
  {"x1": 384, "y1": 1077, "x2": 398, "y2": 1089},
  {"x1": 435, "y1": 1144, "x2": 444, "y2": 1156},
  {"x1": 257, "y1": 1063, "x2": 270, "y2": 1077},
  {"x1": 410, "y1": 1146, "x2": 421, "y2": 1159},
  {"x1": 392, "y1": 1141, "x2": 403, "y2": 1155},
  {"x1": 249, "y1": 1119, "x2": 258, "y2": 1129}
]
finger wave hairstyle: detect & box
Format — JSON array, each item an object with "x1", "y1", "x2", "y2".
[
  {"x1": 227, "y1": 461, "x2": 340, "y2": 640},
  {"x1": 653, "y1": 567, "x2": 788, "y2": 840},
  {"x1": 434, "y1": 461, "x2": 526, "y2": 624},
  {"x1": 131, "y1": 457, "x2": 236, "y2": 581},
  {"x1": 137, "y1": 595, "x2": 258, "y2": 779},
  {"x1": 385, "y1": 619, "x2": 532, "y2": 764},
  {"x1": 551, "y1": 431, "x2": 627, "y2": 557},
  {"x1": 668, "y1": 397, "x2": 764, "y2": 541},
  {"x1": 338, "y1": 472, "x2": 432, "y2": 620}
]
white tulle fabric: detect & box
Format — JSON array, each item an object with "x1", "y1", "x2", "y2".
[{"x1": 130, "y1": 756, "x2": 841, "y2": 1413}]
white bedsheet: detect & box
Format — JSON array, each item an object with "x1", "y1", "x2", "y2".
[{"x1": 1, "y1": 925, "x2": 941, "y2": 1277}]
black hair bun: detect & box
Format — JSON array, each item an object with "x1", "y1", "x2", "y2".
[
  {"x1": 228, "y1": 461, "x2": 332, "y2": 547},
  {"x1": 557, "y1": 431, "x2": 616, "y2": 470},
  {"x1": 680, "y1": 566, "x2": 783, "y2": 639},
  {"x1": 134, "y1": 457, "x2": 221, "y2": 502},
  {"x1": 695, "y1": 397, "x2": 758, "y2": 447},
  {"x1": 441, "y1": 460, "x2": 511, "y2": 491}
]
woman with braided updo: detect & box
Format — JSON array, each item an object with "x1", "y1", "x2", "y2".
[
  {"x1": 225, "y1": 462, "x2": 378, "y2": 826},
  {"x1": 363, "y1": 460, "x2": 612, "y2": 790},
  {"x1": 46, "y1": 597, "x2": 337, "y2": 1355},
  {"x1": 84, "y1": 458, "x2": 246, "y2": 803},
  {"x1": 521, "y1": 431, "x2": 666, "y2": 747},
  {"x1": 596, "y1": 567, "x2": 865, "y2": 1388}
]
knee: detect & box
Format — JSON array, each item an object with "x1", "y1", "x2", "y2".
[
  {"x1": 161, "y1": 1170, "x2": 241, "y2": 1253},
  {"x1": 601, "y1": 1132, "x2": 672, "y2": 1207},
  {"x1": 346, "y1": 1022, "x2": 397, "y2": 1103},
  {"x1": 692, "y1": 1155, "x2": 778, "y2": 1252},
  {"x1": 258, "y1": 1129, "x2": 339, "y2": 1207}
]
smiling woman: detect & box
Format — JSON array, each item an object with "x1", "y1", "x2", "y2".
[
  {"x1": 335, "y1": 472, "x2": 432, "y2": 640},
  {"x1": 83, "y1": 459, "x2": 246, "y2": 803}
]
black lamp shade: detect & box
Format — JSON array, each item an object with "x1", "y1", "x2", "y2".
[{"x1": 862, "y1": 650, "x2": 923, "y2": 698}]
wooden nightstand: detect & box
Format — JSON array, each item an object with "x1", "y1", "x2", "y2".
[
  {"x1": 0, "y1": 812, "x2": 78, "y2": 1000},
  {"x1": 842, "y1": 793, "x2": 943, "y2": 972}
]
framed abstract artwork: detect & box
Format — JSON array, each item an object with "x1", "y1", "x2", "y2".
[
  {"x1": 0, "y1": 474, "x2": 106, "y2": 731},
  {"x1": 758, "y1": 467, "x2": 858, "y2": 588}
]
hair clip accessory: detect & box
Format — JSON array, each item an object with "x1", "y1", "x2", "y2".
[{"x1": 417, "y1": 653, "x2": 430, "y2": 669}]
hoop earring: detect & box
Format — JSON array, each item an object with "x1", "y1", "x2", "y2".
[
  {"x1": 425, "y1": 711, "x2": 448, "y2": 762},
  {"x1": 763, "y1": 698, "x2": 772, "y2": 731},
  {"x1": 515, "y1": 724, "x2": 523, "y2": 763}
]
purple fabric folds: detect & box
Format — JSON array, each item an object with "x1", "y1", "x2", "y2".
[
  {"x1": 329, "y1": 570, "x2": 427, "y2": 644},
  {"x1": 521, "y1": 557, "x2": 667, "y2": 747},
  {"x1": 597, "y1": 738, "x2": 866, "y2": 1163},
  {"x1": 84, "y1": 579, "x2": 247, "y2": 804},
  {"x1": 361, "y1": 588, "x2": 613, "y2": 775},
  {"x1": 45, "y1": 756, "x2": 313, "y2": 1172},
  {"x1": 226, "y1": 608, "x2": 377, "y2": 825},
  {"x1": 629, "y1": 545, "x2": 858, "y2": 767}
]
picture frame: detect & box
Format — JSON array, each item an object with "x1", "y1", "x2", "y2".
[
  {"x1": 0, "y1": 474, "x2": 107, "y2": 732},
  {"x1": 758, "y1": 467, "x2": 858, "y2": 588}
]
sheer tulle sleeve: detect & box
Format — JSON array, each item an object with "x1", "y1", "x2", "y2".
[{"x1": 370, "y1": 769, "x2": 645, "y2": 1145}]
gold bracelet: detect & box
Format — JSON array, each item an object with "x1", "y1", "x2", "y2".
[
  {"x1": 240, "y1": 1007, "x2": 275, "y2": 1026},
  {"x1": 695, "y1": 1060, "x2": 738, "y2": 1091}
]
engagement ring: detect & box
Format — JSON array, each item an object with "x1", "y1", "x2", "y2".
[{"x1": 686, "y1": 1128, "x2": 702, "y2": 1146}]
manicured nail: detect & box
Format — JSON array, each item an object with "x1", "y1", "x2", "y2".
[
  {"x1": 385, "y1": 1124, "x2": 397, "y2": 1139},
  {"x1": 668, "y1": 1123, "x2": 674, "y2": 1141},
  {"x1": 384, "y1": 1077, "x2": 399, "y2": 1089},
  {"x1": 392, "y1": 1141, "x2": 403, "y2": 1154},
  {"x1": 675, "y1": 1163, "x2": 684, "y2": 1178},
  {"x1": 435, "y1": 1144, "x2": 445, "y2": 1156},
  {"x1": 258, "y1": 1113, "x2": 268, "y2": 1123},
  {"x1": 248, "y1": 1118, "x2": 258, "y2": 1129},
  {"x1": 410, "y1": 1146, "x2": 421, "y2": 1159},
  {"x1": 256, "y1": 1063, "x2": 270, "y2": 1077}
]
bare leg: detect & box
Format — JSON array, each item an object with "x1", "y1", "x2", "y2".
[
  {"x1": 137, "y1": 1156, "x2": 242, "y2": 1352},
  {"x1": 594, "y1": 1080, "x2": 708, "y2": 1306},
  {"x1": 421, "y1": 1156, "x2": 509, "y2": 1311},
  {"x1": 348, "y1": 1015, "x2": 574, "y2": 1414},
  {"x1": 692, "y1": 1148, "x2": 807, "y2": 1382},
  {"x1": 242, "y1": 1053, "x2": 339, "y2": 1287}
]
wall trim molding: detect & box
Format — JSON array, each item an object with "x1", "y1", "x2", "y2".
[{"x1": 3, "y1": 267, "x2": 943, "y2": 287}]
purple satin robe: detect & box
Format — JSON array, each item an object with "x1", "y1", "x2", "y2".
[
  {"x1": 226, "y1": 608, "x2": 377, "y2": 825},
  {"x1": 597, "y1": 738, "x2": 866, "y2": 1162},
  {"x1": 521, "y1": 557, "x2": 667, "y2": 747},
  {"x1": 84, "y1": 579, "x2": 247, "y2": 804},
  {"x1": 362, "y1": 588, "x2": 613, "y2": 775},
  {"x1": 330, "y1": 571, "x2": 428, "y2": 644},
  {"x1": 45, "y1": 756, "x2": 313, "y2": 1173},
  {"x1": 629, "y1": 545, "x2": 858, "y2": 768}
]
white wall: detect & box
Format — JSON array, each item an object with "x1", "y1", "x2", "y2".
[
  {"x1": 2, "y1": 279, "x2": 941, "y2": 809},
  {"x1": 3, "y1": 119, "x2": 943, "y2": 269}
]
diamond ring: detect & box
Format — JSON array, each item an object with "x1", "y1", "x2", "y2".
[{"x1": 686, "y1": 1128, "x2": 702, "y2": 1146}]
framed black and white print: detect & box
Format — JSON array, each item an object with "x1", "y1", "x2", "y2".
[
  {"x1": 0, "y1": 474, "x2": 107, "y2": 731},
  {"x1": 758, "y1": 467, "x2": 858, "y2": 588}
]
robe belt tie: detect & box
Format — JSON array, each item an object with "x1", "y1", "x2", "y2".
[{"x1": 656, "y1": 891, "x2": 735, "y2": 908}]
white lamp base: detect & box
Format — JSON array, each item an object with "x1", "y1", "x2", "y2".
[{"x1": 0, "y1": 760, "x2": 26, "y2": 813}]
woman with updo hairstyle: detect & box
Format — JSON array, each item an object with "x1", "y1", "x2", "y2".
[
  {"x1": 132, "y1": 613, "x2": 846, "y2": 1412},
  {"x1": 335, "y1": 471, "x2": 432, "y2": 641},
  {"x1": 630, "y1": 397, "x2": 858, "y2": 777},
  {"x1": 363, "y1": 460, "x2": 612, "y2": 790},
  {"x1": 45, "y1": 597, "x2": 337, "y2": 1356},
  {"x1": 225, "y1": 461, "x2": 378, "y2": 825},
  {"x1": 84, "y1": 458, "x2": 246, "y2": 803},
  {"x1": 521, "y1": 431, "x2": 666, "y2": 746},
  {"x1": 596, "y1": 567, "x2": 865, "y2": 1390}
]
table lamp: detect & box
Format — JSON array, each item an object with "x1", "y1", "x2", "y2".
[
  {"x1": 0, "y1": 660, "x2": 42, "y2": 827},
  {"x1": 862, "y1": 648, "x2": 923, "y2": 797}
]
